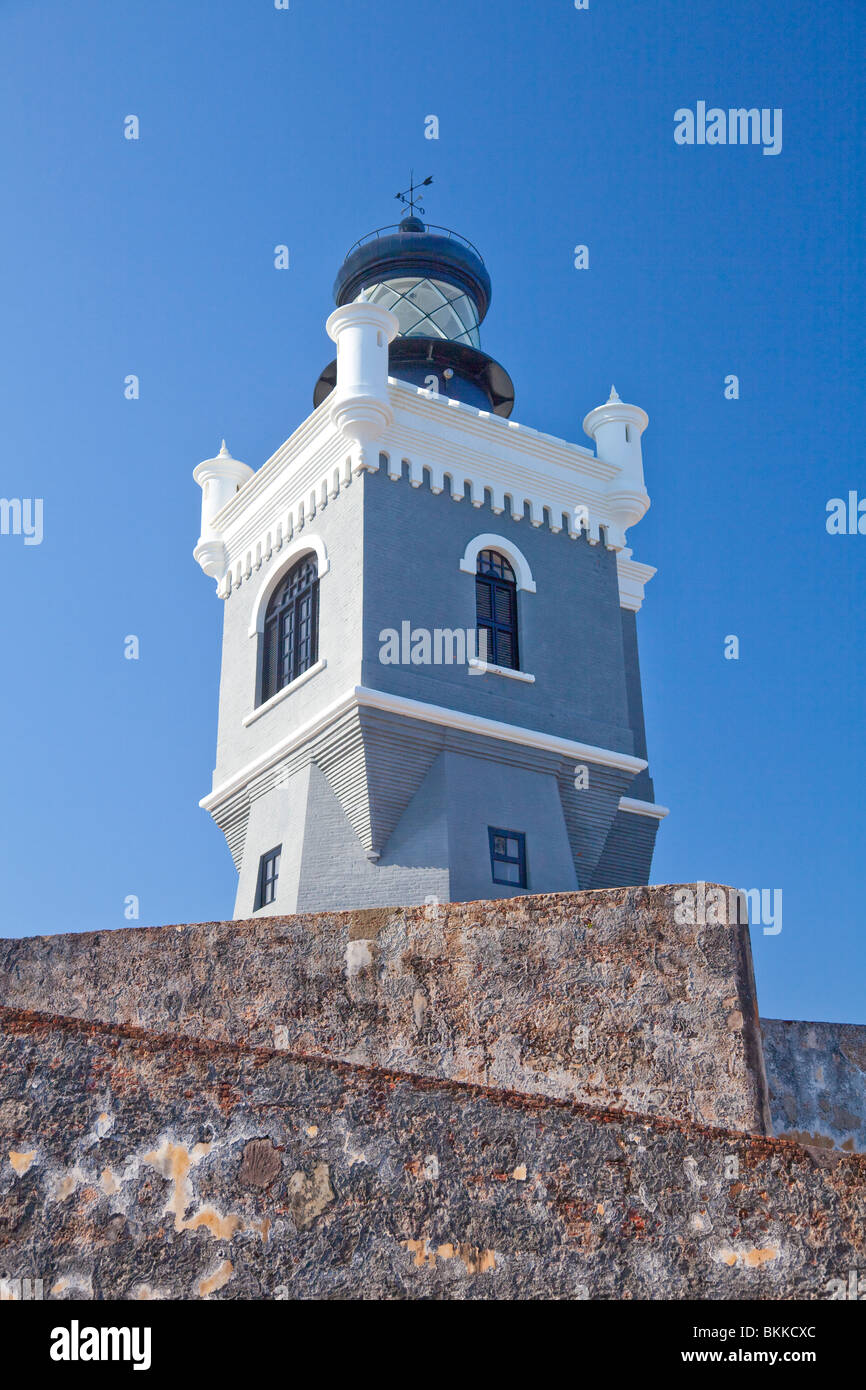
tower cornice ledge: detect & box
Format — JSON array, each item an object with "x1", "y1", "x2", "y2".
[
  {"x1": 200, "y1": 684, "x2": 647, "y2": 814},
  {"x1": 616, "y1": 549, "x2": 657, "y2": 612},
  {"x1": 198, "y1": 380, "x2": 655, "y2": 606}
]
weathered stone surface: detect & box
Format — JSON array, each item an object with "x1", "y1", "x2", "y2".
[
  {"x1": 0, "y1": 1006, "x2": 863, "y2": 1301},
  {"x1": 0, "y1": 886, "x2": 770, "y2": 1134},
  {"x1": 238, "y1": 1139, "x2": 283, "y2": 1190},
  {"x1": 762, "y1": 1019, "x2": 866, "y2": 1153}
]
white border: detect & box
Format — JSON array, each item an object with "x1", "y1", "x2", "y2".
[
  {"x1": 618, "y1": 796, "x2": 669, "y2": 819},
  {"x1": 247, "y1": 533, "x2": 330, "y2": 637},
  {"x1": 468, "y1": 659, "x2": 535, "y2": 683},
  {"x1": 458, "y1": 533, "x2": 537, "y2": 593},
  {"x1": 241, "y1": 659, "x2": 327, "y2": 727},
  {"x1": 201, "y1": 684, "x2": 648, "y2": 811}
]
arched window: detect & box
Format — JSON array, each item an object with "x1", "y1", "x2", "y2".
[
  {"x1": 475, "y1": 549, "x2": 519, "y2": 669},
  {"x1": 260, "y1": 555, "x2": 319, "y2": 704}
]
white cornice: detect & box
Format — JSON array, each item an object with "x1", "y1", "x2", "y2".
[
  {"x1": 388, "y1": 379, "x2": 615, "y2": 479},
  {"x1": 201, "y1": 686, "x2": 360, "y2": 810},
  {"x1": 618, "y1": 796, "x2": 670, "y2": 819},
  {"x1": 616, "y1": 549, "x2": 658, "y2": 613},
  {"x1": 198, "y1": 379, "x2": 656, "y2": 610},
  {"x1": 356, "y1": 687, "x2": 645, "y2": 770},
  {"x1": 211, "y1": 394, "x2": 337, "y2": 531},
  {"x1": 201, "y1": 684, "x2": 647, "y2": 812}
]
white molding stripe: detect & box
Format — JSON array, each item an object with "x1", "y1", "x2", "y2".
[
  {"x1": 616, "y1": 549, "x2": 657, "y2": 613},
  {"x1": 201, "y1": 377, "x2": 656, "y2": 610},
  {"x1": 618, "y1": 796, "x2": 670, "y2": 819},
  {"x1": 201, "y1": 684, "x2": 648, "y2": 812},
  {"x1": 247, "y1": 536, "x2": 330, "y2": 637},
  {"x1": 467, "y1": 658, "x2": 536, "y2": 683},
  {"x1": 459, "y1": 533, "x2": 536, "y2": 592},
  {"x1": 387, "y1": 378, "x2": 611, "y2": 476},
  {"x1": 241, "y1": 659, "x2": 327, "y2": 727},
  {"x1": 201, "y1": 686, "x2": 360, "y2": 810},
  {"x1": 356, "y1": 688, "x2": 646, "y2": 772}
]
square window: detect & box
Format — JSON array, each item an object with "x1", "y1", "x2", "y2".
[
  {"x1": 488, "y1": 827, "x2": 527, "y2": 889},
  {"x1": 255, "y1": 845, "x2": 282, "y2": 910}
]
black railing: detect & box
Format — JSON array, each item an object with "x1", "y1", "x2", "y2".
[{"x1": 344, "y1": 223, "x2": 485, "y2": 262}]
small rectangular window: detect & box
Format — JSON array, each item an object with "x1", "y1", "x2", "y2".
[
  {"x1": 488, "y1": 827, "x2": 527, "y2": 888},
  {"x1": 255, "y1": 845, "x2": 282, "y2": 910}
]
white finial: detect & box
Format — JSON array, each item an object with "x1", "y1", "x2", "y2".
[
  {"x1": 608, "y1": 385, "x2": 621, "y2": 403},
  {"x1": 218, "y1": 439, "x2": 231, "y2": 457},
  {"x1": 357, "y1": 286, "x2": 369, "y2": 303}
]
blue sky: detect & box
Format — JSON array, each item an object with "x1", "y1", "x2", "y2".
[{"x1": 0, "y1": 0, "x2": 863, "y2": 1024}]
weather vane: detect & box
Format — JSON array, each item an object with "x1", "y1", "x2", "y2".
[{"x1": 395, "y1": 171, "x2": 433, "y2": 218}]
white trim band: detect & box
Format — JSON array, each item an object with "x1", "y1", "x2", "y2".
[
  {"x1": 201, "y1": 685, "x2": 648, "y2": 812},
  {"x1": 356, "y1": 688, "x2": 646, "y2": 772},
  {"x1": 459, "y1": 533, "x2": 537, "y2": 593},
  {"x1": 241, "y1": 659, "x2": 327, "y2": 727},
  {"x1": 468, "y1": 659, "x2": 535, "y2": 683},
  {"x1": 247, "y1": 534, "x2": 330, "y2": 637},
  {"x1": 618, "y1": 796, "x2": 669, "y2": 819}
]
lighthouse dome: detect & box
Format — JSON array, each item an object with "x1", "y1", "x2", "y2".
[
  {"x1": 333, "y1": 217, "x2": 492, "y2": 347},
  {"x1": 316, "y1": 213, "x2": 513, "y2": 417}
]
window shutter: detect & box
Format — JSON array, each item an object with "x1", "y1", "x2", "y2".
[{"x1": 475, "y1": 577, "x2": 492, "y2": 621}]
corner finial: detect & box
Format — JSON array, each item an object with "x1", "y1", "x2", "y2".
[
  {"x1": 608, "y1": 385, "x2": 621, "y2": 403},
  {"x1": 357, "y1": 286, "x2": 369, "y2": 303},
  {"x1": 218, "y1": 439, "x2": 231, "y2": 457}
]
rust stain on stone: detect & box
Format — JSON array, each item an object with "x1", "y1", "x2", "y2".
[
  {"x1": 184, "y1": 1208, "x2": 242, "y2": 1240},
  {"x1": 51, "y1": 1272, "x2": 93, "y2": 1297},
  {"x1": 745, "y1": 1248, "x2": 778, "y2": 1268},
  {"x1": 8, "y1": 1149, "x2": 35, "y2": 1175},
  {"x1": 287, "y1": 1162, "x2": 334, "y2": 1229},
  {"x1": 197, "y1": 1259, "x2": 233, "y2": 1297},
  {"x1": 404, "y1": 1238, "x2": 436, "y2": 1268},
  {"x1": 403, "y1": 1239, "x2": 496, "y2": 1274},
  {"x1": 348, "y1": 908, "x2": 394, "y2": 941},
  {"x1": 779, "y1": 1129, "x2": 837, "y2": 1150},
  {"x1": 142, "y1": 1138, "x2": 261, "y2": 1242},
  {"x1": 143, "y1": 1138, "x2": 211, "y2": 1229},
  {"x1": 100, "y1": 1167, "x2": 120, "y2": 1195},
  {"x1": 716, "y1": 1246, "x2": 779, "y2": 1269},
  {"x1": 52, "y1": 1167, "x2": 84, "y2": 1201}
]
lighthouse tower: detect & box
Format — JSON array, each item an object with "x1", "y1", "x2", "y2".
[{"x1": 193, "y1": 209, "x2": 667, "y2": 917}]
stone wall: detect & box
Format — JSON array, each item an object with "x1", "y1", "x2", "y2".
[
  {"x1": 0, "y1": 886, "x2": 770, "y2": 1135},
  {"x1": 762, "y1": 1019, "x2": 866, "y2": 1153},
  {"x1": 1, "y1": 1006, "x2": 862, "y2": 1301}
]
